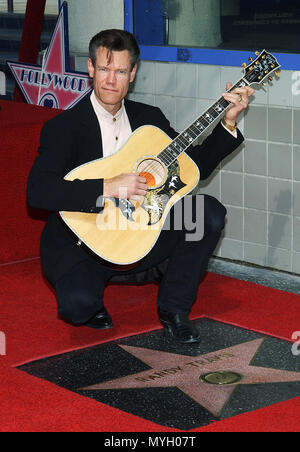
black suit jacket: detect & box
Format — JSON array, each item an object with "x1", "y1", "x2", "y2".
[{"x1": 27, "y1": 95, "x2": 244, "y2": 283}]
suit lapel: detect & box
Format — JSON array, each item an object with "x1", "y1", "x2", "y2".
[
  {"x1": 77, "y1": 97, "x2": 144, "y2": 159},
  {"x1": 124, "y1": 98, "x2": 145, "y2": 131},
  {"x1": 74, "y1": 96, "x2": 146, "y2": 162},
  {"x1": 77, "y1": 95, "x2": 103, "y2": 159}
]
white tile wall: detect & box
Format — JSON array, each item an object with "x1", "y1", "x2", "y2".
[{"x1": 117, "y1": 59, "x2": 300, "y2": 275}]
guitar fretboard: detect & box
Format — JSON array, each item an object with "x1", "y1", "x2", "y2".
[{"x1": 158, "y1": 79, "x2": 249, "y2": 167}]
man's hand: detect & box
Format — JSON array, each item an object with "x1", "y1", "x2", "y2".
[
  {"x1": 103, "y1": 173, "x2": 148, "y2": 202},
  {"x1": 222, "y1": 82, "x2": 254, "y2": 126}
]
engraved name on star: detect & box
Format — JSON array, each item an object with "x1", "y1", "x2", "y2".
[{"x1": 79, "y1": 339, "x2": 300, "y2": 417}]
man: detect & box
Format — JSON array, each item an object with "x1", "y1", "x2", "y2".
[{"x1": 27, "y1": 29, "x2": 253, "y2": 344}]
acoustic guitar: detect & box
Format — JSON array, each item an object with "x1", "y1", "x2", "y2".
[{"x1": 60, "y1": 50, "x2": 280, "y2": 265}]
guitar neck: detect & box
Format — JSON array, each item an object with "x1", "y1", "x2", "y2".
[{"x1": 158, "y1": 77, "x2": 250, "y2": 167}]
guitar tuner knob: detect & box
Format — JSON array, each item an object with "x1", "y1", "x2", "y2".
[
  {"x1": 248, "y1": 57, "x2": 253, "y2": 62},
  {"x1": 242, "y1": 62, "x2": 247, "y2": 68},
  {"x1": 255, "y1": 51, "x2": 260, "y2": 56},
  {"x1": 275, "y1": 70, "x2": 280, "y2": 77},
  {"x1": 268, "y1": 76, "x2": 273, "y2": 82}
]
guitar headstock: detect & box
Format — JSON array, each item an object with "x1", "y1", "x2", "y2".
[{"x1": 242, "y1": 50, "x2": 281, "y2": 86}]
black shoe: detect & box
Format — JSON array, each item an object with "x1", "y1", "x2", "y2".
[
  {"x1": 158, "y1": 309, "x2": 201, "y2": 344},
  {"x1": 84, "y1": 307, "x2": 113, "y2": 330}
]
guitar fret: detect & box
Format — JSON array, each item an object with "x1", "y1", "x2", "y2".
[
  {"x1": 172, "y1": 141, "x2": 182, "y2": 151},
  {"x1": 178, "y1": 134, "x2": 190, "y2": 147},
  {"x1": 184, "y1": 130, "x2": 195, "y2": 141},
  {"x1": 200, "y1": 116, "x2": 210, "y2": 127},
  {"x1": 212, "y1": 101, "x2": 225, "y2": 114},
  {"x1": 219, "y1": 98, "x2": 229, "y2": 109},
  {"x1": 193, "y1": 119, "x2": 206, "y2": 133},
  {"x1": 172, "y1": 140, "x2": 183, "y2": 153},
  {"x1": 162, "y1": 150, "x2": 174, "y2": 164},
  {"x1": 167, "y1": 145, "x2": 180, "y2": 159},
  {"x1": 205, "y1": 110, "x2": 217, "y2": 122},
  {"x1": 187, "y1": 126, "x2": 198, "y2": 139},
  {"x1": 208, "y1": 107, "x2": 219, "y2": 118},
  {"x1": 162, "y1": 156, "x2": 172, "y2": 166},
  {"x1": 189, "y1": 125, "x2": 199, "y2": 138}
]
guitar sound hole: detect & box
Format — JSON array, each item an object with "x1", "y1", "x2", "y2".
[{"x1": 136, "y1": 158, "x2": 167, "y2": 188}]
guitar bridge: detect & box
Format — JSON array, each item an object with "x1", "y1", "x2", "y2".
[{"x1": 107, "y1": 197, "x2": 136, "y2": 222}]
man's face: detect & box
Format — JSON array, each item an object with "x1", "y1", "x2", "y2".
[{"x1": 88, "y1": 46, "x2": 137, "y2": 115}]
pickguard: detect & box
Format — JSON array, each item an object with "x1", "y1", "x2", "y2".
[
  {"x1": 141, "y1": 161, "x2": 186, "y2": 225},
  {"x1": 110, "y1": 161, "x2": 186, "y2": 226}
]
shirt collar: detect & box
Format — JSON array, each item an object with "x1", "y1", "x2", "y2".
[{"x1": 91, "y1": 90, "x2": 124, "y2": 122}]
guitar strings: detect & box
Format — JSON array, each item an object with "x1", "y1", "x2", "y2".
[{"x1": 137, "y1": 80, "x2": 249, "y2": 180}]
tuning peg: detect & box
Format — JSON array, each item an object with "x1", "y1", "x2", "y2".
[
  {"x1": 242, "y1": 62, "x2": 247, "y2": 68},
  {"x1": 248, "y1": 57, "x2": 253, "y2": 62},
  {"x1": 275, "y1": 70, "x2": 280, "y2": 77},
  {"x1": 268, "y1": 76, "x2": 273, "y2": 82},
  {"x1": 255, "y1": 51, "x2": 260, "y2": 56}
]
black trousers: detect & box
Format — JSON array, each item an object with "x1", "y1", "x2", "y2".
[{"x1": 53, "y1": 195, "x2": 227, "y2": 324}]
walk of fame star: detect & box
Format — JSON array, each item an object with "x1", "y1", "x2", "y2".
[
  {"x1": 7, "y1": 2, "x2": 92, "y2": 110},
  {"x1": 79, "y1": 338, "x2": 300, "y2": 417},
  {"x1": 18, "y1": 320, "x2": 300, "y2": 429}
]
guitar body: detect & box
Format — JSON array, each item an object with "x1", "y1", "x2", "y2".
[
  {"x1": 60, "y1": 50, "x2": 281, "y2": 266},
  {"x1": 60, "y1": 125, "x2": 200, "y2": 265}
]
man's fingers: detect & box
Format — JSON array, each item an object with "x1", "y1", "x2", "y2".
[
  {"x1": 103, "y1": 173, "x2": 149, "y2": 199},
  {"x1": 130, "y1": 195, "x2": 143, "y2": 202},
  {"x1": 223, "y1": 87, "x2": 253, "y2": 108},
  {"x1": 136, "y1": 188, "x2": 148, "y2": 196},
  {"x1": 137, "y1": 182, "x2": 148, "y2": 191}
]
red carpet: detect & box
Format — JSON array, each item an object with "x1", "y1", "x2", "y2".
[{"x1": 0, "y1": 259, "x2": 299, "y2": 432}]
